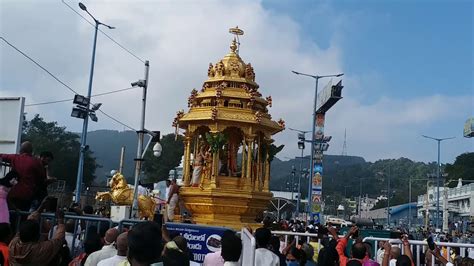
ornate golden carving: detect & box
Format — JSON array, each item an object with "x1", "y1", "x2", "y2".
[
  {"x1": 188, "y1": 89, "x2": 198, "y2": 107},
  {"x1": 266, "y1": 96, "x2": 272, "y2": 107},
  {"x1": 207, "y1": 63, "x2": 215, "y2": 77},
  {"x1": 245, "y1": 63, "x2": 255, "y2": 81},
  {"x1": 172, "y1": 110, "x2": 185, "y2": 127},
  {"x1": 215, "y1": 60, "x2": 225, "y2": 76},
  {"x1": 211, "y1": 107, "x2": 218, "y2": 120},
  {"x1": 255, "y1": 111, "x2": 263, "y2": 123},
  {"x1": 277, "y1": 118, "x2": 286, "y2": 129}
]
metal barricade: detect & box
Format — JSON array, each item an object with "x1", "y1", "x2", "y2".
[
  {"x1": 241, "y1": 227, "x2": 256, "y2": 266},
  {"x1": 363, "y1": 237, "x2": 474, "y2": 266},
  {"x1": 10, "y1": 211, "x2": 114, "y2": 256},
  {"x1": 271, "y1": 230, "x2": 332, "y2": 254}
]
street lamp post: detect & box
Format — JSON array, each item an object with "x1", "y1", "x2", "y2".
[
  {"x1": 359, "y1": 178, "x2": 363, "y2": 218},
  {"x1": 74, "y1": 2, "x2": 114, "y2": 203},
  {"x1": 291, "y1": 70, "x2": 343, "y2": 220},
  {"x1": 409, "y1": 176, "x2": 412, "y2": 229},
  {"x1": 291, "y1": 165, "x2": 296, "y2": 203},
  {"x1": 387, "y1": 167, "x2": 391, "y2": 226},
  {"x1": 289, "y1": 127, "x2": 310, "y2": 218},
  {"x1": 377, "y1": 165, "x2": 391, "y2": 227},
  {"x1": 422, "y1": 135, "x2": 455, "y2": 229}
]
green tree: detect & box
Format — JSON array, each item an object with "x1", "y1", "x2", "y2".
[
  {"x1": 445, "y1": 152, "x2": 474, "y2": 185},
  {"x1": 142, "y1": 134, "x2": 184, "y2": 183},
  {"x1": 21, "y1": 114, "x2": 99, "y2": 190}
]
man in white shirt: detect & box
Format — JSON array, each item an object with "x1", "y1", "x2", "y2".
[
  {"x1": 163, "y1": 180, "x2": 171, "y2": 222},
  {"x1": 98, "y1": 232, "x2": 128, "y2": 266},
  {"x1": 84, "y1": 228, "x2": 119, "y2": 266},
  {"x1": 254, "y1": 228, "x2": 280, "y2": 266}
]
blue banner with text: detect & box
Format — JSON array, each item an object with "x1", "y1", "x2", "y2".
[{"x1": 165, "y1": 222, "x2": 232, "y2": 263}]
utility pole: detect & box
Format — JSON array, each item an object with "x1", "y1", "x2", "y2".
[
  {"x1": 358, "y1": 178, "x2": 363, "y2": 218},
  {"x1": 131, "y1": 61, "x2": 150, "y2": 217},
  {"x1": 387, "y1": 165, "x2": 391, "y2": 227},
  {"x1": 409, "y1": 176, "x2": 412, "y2": 229},
  {"x1": 291, "y1": 70, "x2": 343, "y2": 222},
  {"x1": 422, "y1": 135, "x2": 455, "y2": 229},
  {"x1": 74, "y1": 2, "x2": 114, "y2": 203},
  {"x1": 119, "y1": 146, "x2": 126, "y2": 174},
  {"x1": 288, "y1": 127, "x2": 310, "y2": 218}
]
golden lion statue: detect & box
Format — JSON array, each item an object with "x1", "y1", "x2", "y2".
[{"x1": 96, "y1": 173, "x2": 156, "y2": 220}]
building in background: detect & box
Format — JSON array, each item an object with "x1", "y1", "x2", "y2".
[
  {"x1": 362, "y1": 202, "x2": 417, "y2": 227},
  {"x1": 357, "y1": 195, "x2": 378, "y2": 217},
  {"x1": 417, "y1": 179, "x2": 473, "y2": 232}
]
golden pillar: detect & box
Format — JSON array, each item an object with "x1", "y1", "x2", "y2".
[
  {"x1": 183, "y1": 136, "x2": 192, "y2": 186},
  {"x1": 264, "y1": 143, "x2": 270, "y2": 192},
  {"x1": 245, "y1": 135, "x2": 255, "y2": 189},
  {"x1": 256, "y1": 136, "x2": 262, "y2": 191},
  {"x1": 210, "y1": 151, "x2": 218, "y2": 188},
  {"x1": 241, "y1": 140, "x2": 247, "y2": 179}
]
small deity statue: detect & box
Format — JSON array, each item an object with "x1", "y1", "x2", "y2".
[
  {"x1": 191, "y1": 145, "x2": 207, "y2": 187},
  {"x1": 95, "y1": 173, "x2": 156, "y2": 220},
  {"x1": 201, "y1": 148, "x2": 212, "y2": 187}
]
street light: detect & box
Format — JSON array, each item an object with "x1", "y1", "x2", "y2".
[
  {"x1": 74, "y1": 2, "x2": 114, "y2": 203},
  {"x1": 422, "y1": 135, "x2": 455, "y2": 229},
  {"x1": 358, "y1": 178, "x2": 364, "y2": 218},
  {"x1": 291, "y1": 70, "x2": 343, "y2": 220},
  {"x1": 288, "y1": 127, "x2": 310, "y2": 218},
  {"x1": 376, "y1": 166, "x2": 391, "y2": 227}
]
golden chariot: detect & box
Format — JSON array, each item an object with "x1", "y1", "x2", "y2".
[{"x1": 173, "y1": 27, "x2": 285, "y2": 229}]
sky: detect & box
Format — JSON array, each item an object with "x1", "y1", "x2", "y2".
[{"x1": 1, "y1": 0, "x2": 473, "y2": 164}]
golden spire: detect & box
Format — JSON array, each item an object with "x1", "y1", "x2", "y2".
[
  {"x1": 229, "y1": 26, "x2": 244, "y2": 54},
  {"x1": 230, "y1": 38, "x2": 237, "y2": 53}
]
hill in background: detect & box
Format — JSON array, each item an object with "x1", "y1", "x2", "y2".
[{"x1": 86, "y1": 130, "x2": 438, "y2": 208}]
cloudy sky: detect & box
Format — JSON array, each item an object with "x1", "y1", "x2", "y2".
[{"x1": 1, "y1": 0, "x2": 472, "y2": 164}]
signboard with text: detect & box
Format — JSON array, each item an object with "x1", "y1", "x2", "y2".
[
  {"x1": 165, "y1": 222, "x2": 232, "y2": 263},
  {"x1": 316, "y1": 80, "x2": 343, "y2": 114},
  {"x1": 310, "y1": 113, "x2": 325, "y2": 222}
]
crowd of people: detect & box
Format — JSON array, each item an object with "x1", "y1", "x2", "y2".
[{"x1": 1, "y1": 141, "x2": 474, "y2": 266}]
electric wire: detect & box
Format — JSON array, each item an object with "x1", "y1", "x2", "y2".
[
  {"x1": 61, "y1": 0, "x2": 145, "y2": 63},
  {"x1": 1, "y1": 36, "x2": 79, "y2": 95},
  {"x1": 26, "y1": 87, "x2": 138, "y2": 106},
  {"x1": 1, "y1": 36, "x2": 137, "y2": 131},
  {"x1": 96, "y1": 109, "x2": 135, "y2": 131}
]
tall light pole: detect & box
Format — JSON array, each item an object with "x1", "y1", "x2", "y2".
[
  {"x1": 387, "y1": 167, "x2": 391, "y2": 227},
  {"x1": 409, "y1": 177, "x2": 430, "y2": 229},
  {"x1": 74, "y1": 2, "x2": 114, "y2": 203},
  {"x1": 289, "y1": 127, "x2": 310, "y2": 218},
  {"x1": 422, "y1": 135, "x2": 455, "y2": 229},
  {"x1": 359, "y1": 178, "x2": 363, "y2": 218},
  {"x1": 290, "y1": 165, "x2": 296, "y2": 204},
  {"x1": 377, "y1": 165, "x2": 391, "y2": 227},
  {"x1": 291, "y1": 70, "x2": 343, "y2": 220}
]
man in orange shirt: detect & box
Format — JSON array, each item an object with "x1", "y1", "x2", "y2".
[
  {"x1": 0, "y1": 223, "x2": 11, "y2": 266},
  {"x1": 336, "y1": 226, "x2": 367, "y2": 266}
]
